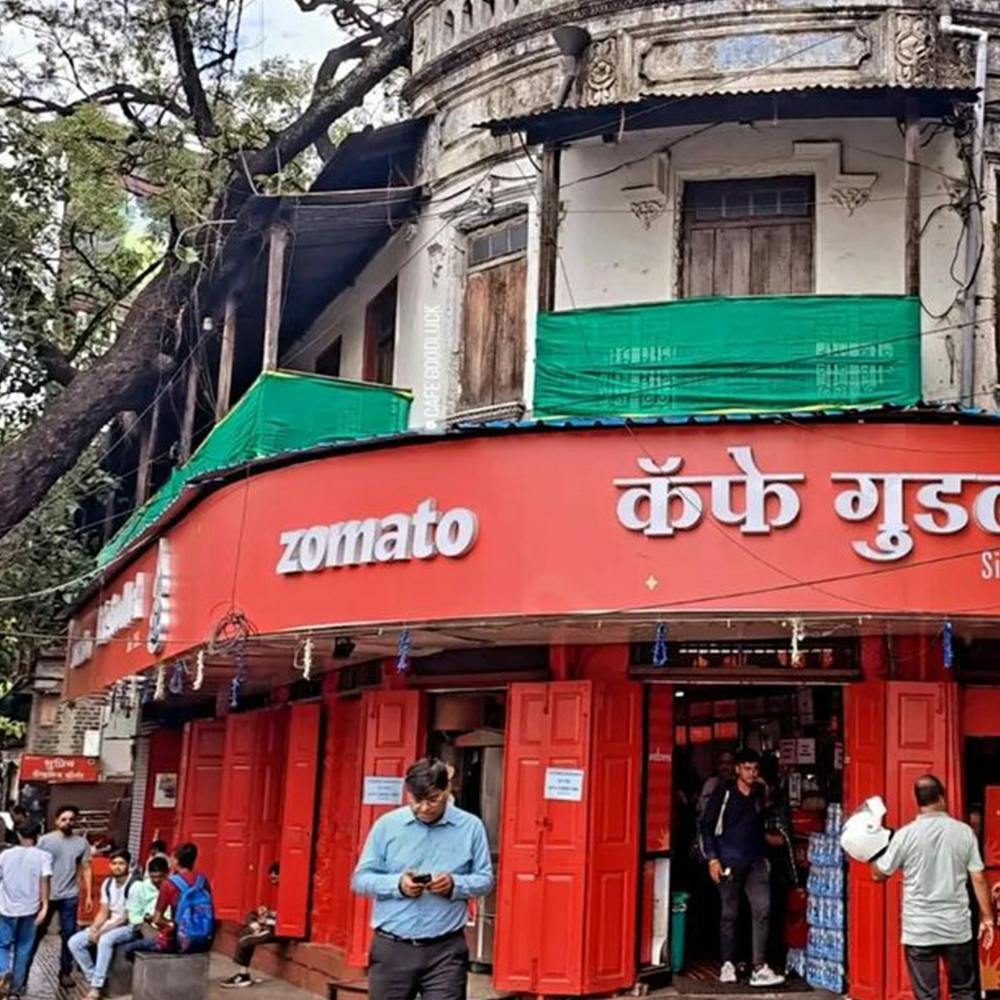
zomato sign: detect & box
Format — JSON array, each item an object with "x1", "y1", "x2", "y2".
[{"x1": 276, "y1": 497, "x2": 478, "y2": 575}]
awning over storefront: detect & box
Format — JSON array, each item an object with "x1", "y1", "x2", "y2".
[{"x1": 67, "y1": 419, "x2": 1000, "y2": 698}]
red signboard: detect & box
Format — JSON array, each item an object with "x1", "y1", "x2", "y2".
[
  {"x1": 21, "y1": 755, "x2": 99, "y2": 783},
  {"x1": 66, "y1": 423, "x2": 1000, "y2": 698}
]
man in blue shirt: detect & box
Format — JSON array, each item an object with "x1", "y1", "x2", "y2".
[{"x1": 352, "y1": 758, "x2": 493, "y2": 1000}]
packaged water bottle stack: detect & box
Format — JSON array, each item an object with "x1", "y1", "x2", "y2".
[{"x1": 800, "y1": 804, "x2": 846, "y2": 991}]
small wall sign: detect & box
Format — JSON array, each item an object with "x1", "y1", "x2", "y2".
[
  {"x1": 544, "y1": 768, "x2": 585, "y2": 802},
  {"x1": 363, "y1": 776, "x2": 405, "y2": 806}
]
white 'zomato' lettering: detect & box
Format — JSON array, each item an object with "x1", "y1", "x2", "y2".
[{"x1": 277, "y1": 498, "x2": 478, "y2": 575}]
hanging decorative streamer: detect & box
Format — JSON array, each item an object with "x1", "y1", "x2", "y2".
[
  {"x1": 230, "y1": 641, "x2": 247, "y2": 708},
  {"x1": 109, "y1": 682, "x2": 119, "y2": 716},
  {"x1": 193, "y1": 650, "x2": 205, "y2": 691},
  {"x1": 293, "y1": 637, "x2": 314, "y2": 682},
  {"x1": 396, "y1": 629, "x2": 412, "y2": 674},
  {"x1": 791, "y1": 619, "x2": 805, "y2": 666},
  {"x1": 129, "y1": 676, "x2": 139, "y2": 711},
  {"x1": 140, "y1": 675, "x2": 154, "y2": 704},
  {"x1": 119, "y1": 679, "x2": 133, "y2": 718},
  {"x1": 943, "y1": 621, "x2": 954, "y2": 670},
  {"x1": 154, "y1": 664, "x2": 166, "y2": 701},
  {"x1": 168, "y1": 660, "x2": 188, "y2": 696},
  {"x1": 652, "y1": 623, "x2": 669, "y2": 667}
]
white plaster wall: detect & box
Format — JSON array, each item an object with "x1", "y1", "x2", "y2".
[{"x1": 289, "y1": 116, "x2": 993, "y2": 422}]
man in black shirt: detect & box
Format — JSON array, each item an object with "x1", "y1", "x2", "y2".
[{"x1": 700, "y1": 748, "x2": 785, "y2": 988}]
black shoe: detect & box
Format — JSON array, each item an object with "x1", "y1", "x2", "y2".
[
  {"x1": 59, "y1": 973, "x2": 76, "y2": 988},
  {"x1": 220, "y1": 973, "x2": 254, "y2": 989}
]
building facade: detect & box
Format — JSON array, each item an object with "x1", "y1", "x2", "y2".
[{"x1": 64, "y1": 0, "x2": 1000, "y2": 997}]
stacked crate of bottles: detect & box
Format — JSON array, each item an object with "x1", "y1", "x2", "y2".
[{"x1": 802, "y1": 804, "x2": 845, "y2": 992}]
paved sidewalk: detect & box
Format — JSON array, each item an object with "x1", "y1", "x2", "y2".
[{"x1": 28, "y1": 935, "x2": 320, "y2": 1000}]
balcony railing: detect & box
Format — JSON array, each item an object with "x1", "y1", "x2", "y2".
[{"x1": 533, "y1": 295, "x2": 921, "y2": 419}]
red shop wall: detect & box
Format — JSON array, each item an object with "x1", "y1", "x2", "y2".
[{"x1": 141, "y1": 728, "x2": 183, "y2": 850}]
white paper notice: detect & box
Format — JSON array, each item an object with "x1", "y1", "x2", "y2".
[
  {"x1": 363, "y1": 776, "x2": 405, "y2": 806},
  {"x1": 544, "y1": 768, "x2": 585, "y2": 801},
  {"x1": 796, "y1": 738, "x2": 816, "y2": 765},
  {"x1": 779, "y1": 739, "x2": 798, "y2": 764}
]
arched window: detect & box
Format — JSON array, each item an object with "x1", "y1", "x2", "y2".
[
  {"x1": 443, "y1": 9, "x2": 455, "y2": 42},
  {"x1": 461, "y1": 0, "x2": 473, "y2": 32},
  {"x1": 481, "y1": 0, "x2": 495, "y2": 20}
]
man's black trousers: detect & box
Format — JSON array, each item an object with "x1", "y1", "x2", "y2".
[
  {"x1": 368, "y1": 931, "x2": 468, "y2": 1000},
  {"x1": 904, "y1": 942, "x2": 977, "y2": 1000}
]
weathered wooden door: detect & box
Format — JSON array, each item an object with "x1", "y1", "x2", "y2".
[
  {"x1": 682, "y1": 177, "x2": 814, "y2": 297},
  {"x1": 461, "y1": 215, "x2": 527, "y2": 408}
]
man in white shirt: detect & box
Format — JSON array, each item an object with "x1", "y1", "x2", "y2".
[
  {"x1": 873, "y1": 775, "x2": 995, "y2": 1000},
  {"x1": 0, "y1": 822, "x2": 51, "y2": 999},
  {"x1": 68, "y1": 848, "x2": 138, "y2": 999}
]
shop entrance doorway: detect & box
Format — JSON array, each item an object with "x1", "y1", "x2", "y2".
[
  {"x1": 428, "y1": 690, "x2": 507, "y2": 972},
  {"x1": 644, "y1": 682, "x2": 846, "y2": 995}
]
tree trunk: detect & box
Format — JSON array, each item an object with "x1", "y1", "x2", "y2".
[{"x1": 0, "y1": 263, "x2": 190, "y2": 540}]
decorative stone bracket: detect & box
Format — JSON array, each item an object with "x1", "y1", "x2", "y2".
[{"x1": 792, "y1": 141, "x2": 878, "y2": 216}]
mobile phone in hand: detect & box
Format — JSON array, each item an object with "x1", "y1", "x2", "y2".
[{"x1": 412, "y1": 873, "x2": 433, "y2": 885}]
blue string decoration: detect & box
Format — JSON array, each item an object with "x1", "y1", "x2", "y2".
[
  {"x1": 230, "y1": 642, "x2": 247, "y2": 708},
  {"x1": 396, "y1": 629, "x2": 412, "y2": 674},
  {"x1": 168, "y1": 660, "x2": 188, "y2": 696},
  {"x1": 652, "y1": 623, "x2": 669, "y2": 667},
  {"x1": 140, "y1": 676, "x2": 154, "y2": 704},
  {"x1": 943, "y1": 621, "x2": 954, "y2": 670}
]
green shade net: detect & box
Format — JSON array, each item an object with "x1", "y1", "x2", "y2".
[
  {"x1": 99, "y1": 370, "x2": 412, "y2": 566},
  {"x1": 534, "y1": 295, "x2": 921, "y2": 418}
]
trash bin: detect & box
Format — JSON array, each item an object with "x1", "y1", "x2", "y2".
[{"x1": 670, "y1": 891, "x2": 690, "y2": 973}]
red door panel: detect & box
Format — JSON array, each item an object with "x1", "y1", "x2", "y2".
[
  {"x1": 277, "y1": 702, "x2": 322, "y2": 938},
  {"x1": 583, "y1": 682, "x2": 641, "y2": 992},
  {"x1": 347, "y1": 689, "x2": 425, "y2": 967},
  {"x1": 886, "y1": 682, "x2": 949, "y2": 1000},
  {"x1": 311, "y1": 695, "x2": 363, "y2": 948},
  {"x1": 494, "y1": 685, "x2": 547, "y2": 992},
  {"x1": 252, "y1": 709, "x2": 289, "y2": 908},
  {"x1": 141, "y1": 728, "x2": 183, "y2": 851},
  {"x1": 176, "y1": 720, "x2": 225, "y2": 881},
  {"x1": 495, "y1": 682, "x2": 593, "y2": 995},
  {"x1": 846, "y1": 681, "x2": 887, "y2": 1000}
]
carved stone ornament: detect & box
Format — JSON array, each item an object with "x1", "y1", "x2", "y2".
[
  {"x1": 583, "y1": 36, "x2": 620, "y2": 107},
  {"x1": 630, "y1": 198, "x2": 667, "y2": 229},
  {"x1": 427, "y1": 242, "x2": 446, "y2": 284},
  {"x1": 893, "y1": 13, "x2": 936, "y2": 86},
  {"x1": 830, "y1": 187, "x2": 873, "y2": 216}
]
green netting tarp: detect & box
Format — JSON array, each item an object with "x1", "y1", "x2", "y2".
[
  {"x1": 99, "y1": 370, "x2": 412, "y2": 566},
  {"x1": 534, "y1": 295, "x2": 921, "y2": 418}
]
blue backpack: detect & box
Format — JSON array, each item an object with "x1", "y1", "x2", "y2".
[{"x1": 169, "y1": 873, "x2": 215, "y2": 953}]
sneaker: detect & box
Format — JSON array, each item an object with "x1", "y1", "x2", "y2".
[
  {"x1": 750, "y1": 965, "x2": 786, "y2": 988},
  {"x1": 719, "y1": 961, "x2": 738, "y2": 984},
  {"x1": 220, "y1": 973, "x2": 255, "y2": 989}
]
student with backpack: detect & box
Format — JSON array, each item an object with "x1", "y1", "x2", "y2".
[
  {"x1": 150, "y1": 842, "x2": 214, "y2": 954},
  {"x1": 68, "y1": 848, "x2": 141, "y2": 999}
]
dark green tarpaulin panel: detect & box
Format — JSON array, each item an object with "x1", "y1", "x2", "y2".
[
  {"x1": 534, "y1": 295, "x2": 921, "y2": 418},
  {"x1": 99, "y1": 370, "x2": 412, "y2": 566}
]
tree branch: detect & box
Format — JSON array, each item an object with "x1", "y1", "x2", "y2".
[
  {"x1": 166, "y1": 0, "x2": 220, "y2": 139},
  {"x1": 0, "y1": 85, "x2": 190, "y2": 121},
  {"x1": 243, "y1": 15, "x2": 410, "y2": 177}
]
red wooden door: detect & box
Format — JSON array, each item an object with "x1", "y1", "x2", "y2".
[
  {"x1": 175, "y1": 720, "x2": 225, "y2": 881},
  {"x1": 885, "y1": 682, "x2": 950, "y2": 1000},
  {"x1": 251, "y1": 708, "x2": 289, "y2": 909},
  {"x1": 277, "y1": 702, "x2": 322, "y2": 937},
  {"x1": 583, "y1": 681, "x2": 642, "y2": 993},
  {"x1": 845, "y1": 681, "x2": 887, "y2": 1000},
  {"x1": 142, "y1": 728, "x2": 183, "y2": 851},
  {"x1": 641, "y1": 686, "x2": 673, "y2": 968},
  {"x1": 214, "y1": 712, "x2": 260, "y2": 920},
  {"x1": 347, "y1": 689, "x2": 425, "y2": 967},
  {"x1": 495, "y1": 682, "x2": 592, "y2": 995},
  {"x1": 311, "y1": 694, "x2": 363, "y2": 948}
]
